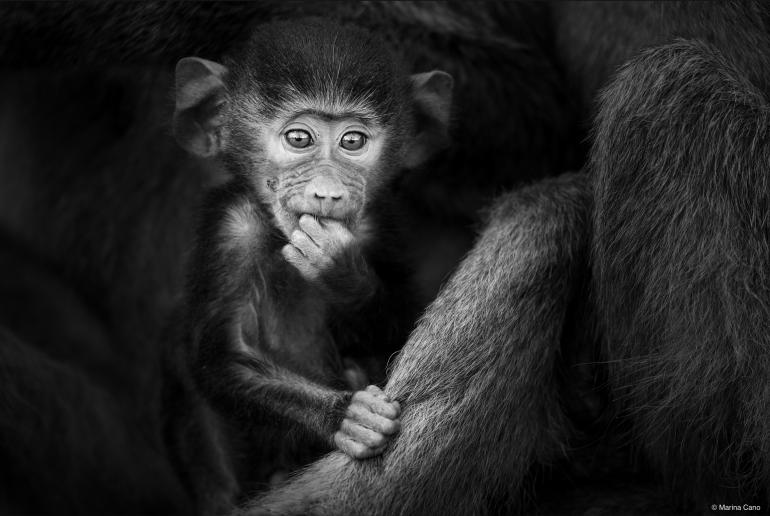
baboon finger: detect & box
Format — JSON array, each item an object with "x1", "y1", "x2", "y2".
[
  {"x1": 281, "y1": 244, "x2": 318, "y2": 280},
  {"x1": 340, "y1": 419, "x2": 387, "y2": 449},
  {"x1": 334, "y1": 431, "x2": 376, "y2": 459},
  {"x1": 352, "y1": 390, "x2": 400, "y2": 419},
  {"x1": 321, "y1": 219, "x2": 354, "y2": 252},
  {"x1": 365, "y1": 384, "x2": 391, "y2": 402},
  {"x1": 281, "y1": 244, "x2": 306, "y2": 268},
  {"x1": 346, "y1": 403, "x2": 400, "y2": 435},
  {"x1": 298, "y1": 214, "x2": 324, "y2": 245},
  {"x1": 290, "y1": 229, "x2": 323, "y2": 261}
]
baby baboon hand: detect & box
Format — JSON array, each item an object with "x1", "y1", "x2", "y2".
[
  {"x1": 282, "y1": 214, "x2": 373, "y2": 299},
  {"x1": 334, "y1": 385, "x2": 401, "y2": 459},
  {"x1": 282, "y1": 214, "x2": 350, "y2": 279}
]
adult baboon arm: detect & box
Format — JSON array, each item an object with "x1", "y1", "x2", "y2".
[{"x1": 242, "y1": 171, "x2": 591, "y2": 515}]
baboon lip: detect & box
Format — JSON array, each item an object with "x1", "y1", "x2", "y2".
[{"x1": 296, "y1": 212, "x2": 354, "y2": 227}]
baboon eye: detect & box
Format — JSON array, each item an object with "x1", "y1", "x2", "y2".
[
  {"x1": 340, "y1": 131, "x2": 367, "y2": 151},
  {"x1": 285, "y1": 129, "x2": 313, "y2": 149}
]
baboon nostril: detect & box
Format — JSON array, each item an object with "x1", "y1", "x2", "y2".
[{"x1": 313, "y1": 192, "x2": 343, "y2": 201}]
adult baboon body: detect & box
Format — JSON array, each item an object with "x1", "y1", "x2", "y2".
[
  {"x1": 246, "y1": 2, "x2": 770, "y2": 514},
  {"x1": 0, "y1": 67, "x2": 207, "y2": 514}
]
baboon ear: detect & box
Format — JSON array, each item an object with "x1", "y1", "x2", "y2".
[
  {"x1": 403, "y1": 70, "x2": 454, "y2": 169},
  {"x1": 174, "y1": 57, "x2": 228, "y2": 157}
]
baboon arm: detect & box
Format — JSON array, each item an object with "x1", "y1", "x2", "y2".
[
  {"x1": 242, "y1": 171, "x2": 592, "y2": 515},
  {"x1": 201, "y1": 347, "x2": 351, "y2": 443},
  {"x1": 186, "y1": 188, "x2": 350, "y2": 445}
]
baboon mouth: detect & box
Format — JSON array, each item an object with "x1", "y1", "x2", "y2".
[{"x1": 296, "y1": 212, "x2": 355, "y2": 228}]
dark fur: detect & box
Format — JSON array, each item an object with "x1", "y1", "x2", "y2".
[
  {"x1": 0, "y1": 67, "x2": 207, "y2": 514},
  {"x1": 0, "y1": 230, "x2": 192, "y2": 514},
  {"x1": 244, "y1": 2, "x2": 770, "y2": 514},
  {"x1": 225, "y1": 19, "x2": 409, "y2": 125},
  {"x1": 593, "y1": 39, "x2": 770, "y2": 508}
]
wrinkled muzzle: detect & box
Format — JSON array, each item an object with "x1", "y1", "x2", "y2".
[{"x1": 284, "y1": 168, "x2": 364, "y2": 221}]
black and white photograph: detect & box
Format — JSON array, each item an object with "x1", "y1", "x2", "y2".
[{"x1": 0, "y1": 2, "x2": 768, "y2": 514}]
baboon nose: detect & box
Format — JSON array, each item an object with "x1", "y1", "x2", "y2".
[{"x1": 306, "y1": 177, "x2": 346, "y2": 204}]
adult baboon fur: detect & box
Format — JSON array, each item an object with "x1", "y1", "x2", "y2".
[
  {"x1": 244, "y1": 2, "x2": 770, "y2": 515},
  {"x1": 0, "y1": 67, "x2": 206, "y2": 514},
  {"x1": 0, "y1": 2, "x2": 574, "y2": 514}
]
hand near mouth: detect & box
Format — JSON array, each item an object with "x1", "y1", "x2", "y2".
[{"x1": 281, "y1": 214, "x2": 376, "y2": 304}]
